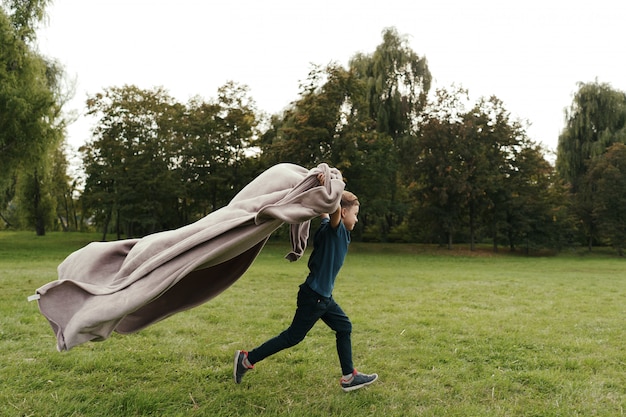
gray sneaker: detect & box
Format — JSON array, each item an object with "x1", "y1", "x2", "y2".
[
  {"x1": 233, "y1": 350, "x2": 253, "y2": 384},
  {"x1": 340, "y1": 370, "x2": 378, "y2": 392}
]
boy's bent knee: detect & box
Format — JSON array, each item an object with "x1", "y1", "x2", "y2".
[{"x1": 335, "y1": 322, "x2": 352, "y2": 336}]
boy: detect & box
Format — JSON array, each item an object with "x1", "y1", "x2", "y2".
[{"x1": 234, "y1": 174, "x2": 378, "y2": 392}]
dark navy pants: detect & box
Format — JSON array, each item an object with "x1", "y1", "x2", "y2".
[{"x1": 247, "y1": 283, "x2": 354, "y2": 375}]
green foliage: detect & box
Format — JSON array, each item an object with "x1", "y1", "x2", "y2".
[
  {"x1": 557, "y1": 81, "x2": 626, "y2": 189},
  {"x1": 177, "y1": 83, "x2": 263, "y2": 222},
  {"x1": 408, "y1": 87, "x2": 562, "y2": 252},
  {"x1": 556, "y1": 81, "x2": 626, "y2": 250},
  {"x1": 349, "y1": 27, "x2": 431, "y2": 138},
  {"x1": 0, "y1": 172, "x2": 18, "y2": 228},
  {"x1": 0, "y1": 2, "x2": 67, "y2": 236},
  {"x1": 408, "y1": 87, "x2": 471, "y2": 247},
  {"x1": 81, "y1": 83, "x2": 262, "y2": 238},
  {"x1": 586, "y1": 142, "x2": 626, "y2": 255},
  {"x1": 1, "y1": 0, "x2": 51, "y2": 41},
  {"x1": 6, "y1": 17, "x2": 623, "y2": 253},
  {"x1": 15, "y1": 167, "x2": 55, "y2": 235},
  {"x1": 259, "y1": 63, "x2": 354, "y2": 166},
  {"x1": 0, "y1": 7, "x2": 61, "y2": 179},
  {"x1": 261, "y1": 28, "x2": 432, "y2": 241},
  {"x1": 81, "y1": 85, "x2": 181, "y2": 238},
  {"x1": 1, "y1": 233, "x2": 625, "y2": 416},
  {"x1": 49, "y1": 144, "x2": 81, "y2": 231},
  {"x1": 497, "y1": 144, "x2": 575, "y2": 252}
]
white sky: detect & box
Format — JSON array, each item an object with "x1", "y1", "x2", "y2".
[{"x1": 36, "y1": 0, "x2": 626, "y2": 158}]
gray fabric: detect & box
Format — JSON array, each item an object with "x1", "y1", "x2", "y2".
[{"x1": 34, "y1": 163, "x2": 344, "y2": 351}]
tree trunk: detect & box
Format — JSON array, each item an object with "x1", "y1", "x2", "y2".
[
  {"x1": 116, "y1": 208, "x2": 121, "y2": 240},
  {"x1": 33, "y1": 170, "x2": 46, "y2": 236},
  {"x1": 467, "y1": 199, "x2": 477, "y2": 251},
  {"x1": 0, "y1": 211, "x2": 12, "y2": 228},
  {"x1": 101, "y1": 208, "x2": 112, "y2": 241},
  {"x1": 57, "y1": 213, "x2": 68, "y2": 231}
]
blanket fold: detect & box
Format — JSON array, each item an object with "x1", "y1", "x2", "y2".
[{"x1": 33, "y1": 163, "x2": 344, "y2": 351}]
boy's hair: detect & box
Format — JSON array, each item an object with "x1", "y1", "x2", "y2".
[{"x1": 340, "y1": 191, "x2": 359, "y2": 208}]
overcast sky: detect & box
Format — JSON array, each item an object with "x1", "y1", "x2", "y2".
[{"x1": 36, "y1": 0, "x2": 626, "y2": 157}]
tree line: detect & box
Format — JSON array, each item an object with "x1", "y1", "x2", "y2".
[{"x1": 2, "y1": 3, "x2": 626, "y2": 254}]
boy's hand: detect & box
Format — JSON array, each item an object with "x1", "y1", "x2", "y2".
[{"x1": 317, "y1": 173, "x2": 330, "y2": 219}]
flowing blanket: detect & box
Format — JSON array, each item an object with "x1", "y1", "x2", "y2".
[{"x1": 32, "y1": 163, "x2": 344, "y2": 351}]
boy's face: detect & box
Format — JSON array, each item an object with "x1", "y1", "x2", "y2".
[{"x1": 341, "y1": 205, "x2": 359, "y2": 231}]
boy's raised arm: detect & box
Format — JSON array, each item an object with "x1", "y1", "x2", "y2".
[{"x1": 317, "y1": 173, "x2": 342, "y2": 229}]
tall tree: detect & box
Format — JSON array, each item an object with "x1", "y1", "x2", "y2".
[
  {"x1": 261, "y1": 28, "x2": 431, "y2": 239},
  {"x1": 1, "y1": 0, "x2": 51, "y2": 41},
  {"x1": 16, "y1": 164, "x2": 55, "y2": 235},
  {"x1": 494, "y1": 140, "x2": 568, "y2": 252},
  {"x1": 1, "y1": 2, "x2": 66, "y2": 235},
  {"x1": 82, "y1": 85, "x2": 180, "y2": 238},
  {"x1": 410, "y1": 87, "x2": 562, "y2": 251},
  {"x1": 259, "y1": 63, "x2": 352, "y2": 167},
  {"x1": 556, "y1": 81, "x2": 626, "y2": 249},
  {"x1": 409, "y1": 87, "x2": 472, "y2": 248},
  {"x1": 346, "y1": 27, "x2": 432, "y2": 238},
  {"x1": 465, "y1": 96, "x2": 538, "y2": 251},
  {"x1": 0, "y1": 5, "x2": 62, "y2": 182},
  {"x1": 175, "y1": 97, "x2": 223, "y2": 220},
  {"x1": 214, "y1": 82, "x2": 262, "y2": 199},
  {"x1": 177, "y1": 82, "x2": 261, "y2": 219},
  {"x1": 349, "y1": 27, "x2": 431, "y2": 139},
  {"x1": 82, "y1": 83, "x2": 262, "y2": 238},
  {"x1": 557, "y1": 81, "x2": 626, "y2": 191},
  {"x1": 49, "y1": 144, "x2": 80, "y2": 231},
  {"x1": 586, "y1": 142, "x2": 626, "y2": 256}
]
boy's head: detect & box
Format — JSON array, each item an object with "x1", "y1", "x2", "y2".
[{"x1": 340, "y1": 191, "x2": 359, "y2": 231}]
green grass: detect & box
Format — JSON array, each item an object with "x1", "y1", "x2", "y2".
[{"x1": 1, "y1": 231, "x2": 625, "y2": 416}]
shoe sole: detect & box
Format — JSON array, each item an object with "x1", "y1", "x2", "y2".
[
  {"x1": 233, "y1": 350, "x2": 242, "y2": 384},
  {"x1": 341, "y1": 373, "x2": 378, "y2": 392}
]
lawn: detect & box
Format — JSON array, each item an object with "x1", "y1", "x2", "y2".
[{"x1": 0, "y1": 231, "x2": 624, "y2": 416}]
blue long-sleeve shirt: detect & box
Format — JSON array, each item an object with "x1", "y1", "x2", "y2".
[{"x1": 304, "y1": 217, "x2": 350, "y2": 297}]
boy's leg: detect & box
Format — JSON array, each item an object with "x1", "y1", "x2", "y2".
[
  {"x1": 321, "y1": 298, "x2": 354, "y2": 376},
  {"x1": 323, "y1": 299, "x2": 378, "y2": 392},
  {"x1": 247, "y1": 284, "x2": 325, "y2": 365}
]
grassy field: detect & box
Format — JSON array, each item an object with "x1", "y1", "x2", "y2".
[{"x1": 0, "y1": 231, "x2": 624, "y2": 416}]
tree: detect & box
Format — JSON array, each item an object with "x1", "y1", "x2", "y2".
[
  {"x1": 259, "y1": 63, "x2": 352, "y2": 167},
  {"x1": 49, "y1": 144, "x2": 80, "y2": 231},
  {"x1": 586, "y1": 143, "x2": 626, "y2": 256},
  {"x1": 1, "y1": 0, "x2": 51, "y2": 42},
  {"x1": 349, "y1": 27, "x2": 431, "y2": 140},
  {"x1": 1, "y1": 2, "x2": 67, "y2": 235},
  {"x1": 14, "y1": 162, "x2": 55, "y2": 235},
  {"x1": 260, "y1": 28, "x2": 432, "y2": 240},
  {"x1": 556, "y1": 81, "x2": 626, "y2": 249},
  {"x1": 175, "y1": 97, "x2": 223, "y2": 220},
  {"x1": 0, "y1": 173, "x2": 17, "y2": 228},
  {"x1": 346, "y1": 27, "x2": 432, "y2": 238},
  {"x1": 409, "y1": 86, "x2": 564, "y2": 252},
  {"x1": 0, "y1": 3, "x2": 62, "y2": 180},
  {"x1": 178, "y1": 82, "x2": 261, "y2": 219},
  {"x1": 465, "y1": 96, "x2": 551, "y2": 252},
  {"x1": 495, "y1": 141, "x2": 570, "y2": 253},
  {"x1": 82, "y1": 85, "x2": 181, "y2": 239},
  {"x1": 213, "y1": 82, "x2": 262, "y2": 200},
  {"x1": 82, "y1": 83, "x2": 263, "y2": 239},
  {"x1": 409, "y1": 87, "x2": 472, "y2": 248},
  {"x1": 557, "y1": 81, "x2": 626, "y2": 190}
]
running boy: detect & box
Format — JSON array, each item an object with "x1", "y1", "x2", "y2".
[{"x1": 234, "y1": 173, "x2": 378, "y2": 392}]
